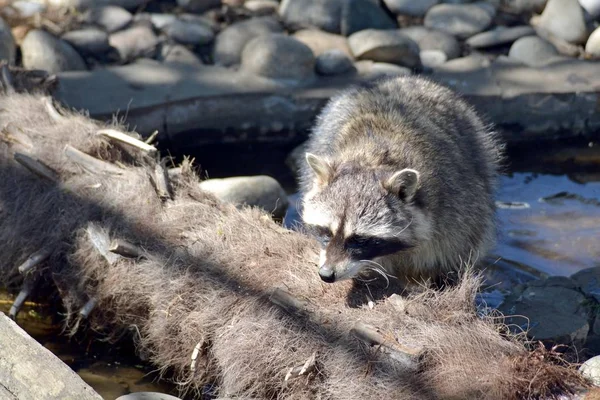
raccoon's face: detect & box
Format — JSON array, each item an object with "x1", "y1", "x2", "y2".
[{"x1": 301, "y1": 153, "x2": 431, "y2": 283}]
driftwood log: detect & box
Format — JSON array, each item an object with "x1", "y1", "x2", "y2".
[
  {"x1": 0, "y1": 312, "x2": 102, "y2": 400},
  {"x1": 0, "y1": 67, "x2": 596, "y2": 400}
]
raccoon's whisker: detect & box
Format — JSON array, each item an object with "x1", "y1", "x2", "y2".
[
  {"x1": 394, "y1": 216, "x2": 414, "y2": 237},
  {"x1": 360, "y1": 260, "x2": 392, "y2": 288}
]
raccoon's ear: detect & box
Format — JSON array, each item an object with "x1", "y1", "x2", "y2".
[
  {"x1": 383, "y1": 169, "x2": 420, "y2": 202},
  {"x1": 305, "y1": 153, "x2": 334, "y2": 186}
]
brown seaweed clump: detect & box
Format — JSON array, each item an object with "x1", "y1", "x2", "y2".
[{"x1": 0, "y1": 69, "x2": 593, "y2": 399}]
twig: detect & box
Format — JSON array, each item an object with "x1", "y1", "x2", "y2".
[
  {"x1": 151, "y1": 161, "x2": 172, "y2": 200},
  {"x1": 9, "y1": 279, "x2": 35, "y2": 319},
  {"x1": 14, "y1": 152, "x2": 59, "y2": 182},
  {"x1": 109, "y1": 239, "x2": 145, "y2": 259},
  {"x1": 64, "y1": 144, "x2": 124, "y2": 176},
  {"x1": 1, "y1": 124, "x2": 33, "y2": 149},
  {"x1": 190, "y1": 337, "x2": 206, "y2": 373},
  {"x1": 41, "y1": 96, "x2": 66, "y2": 122},
  {"x1": 144, "y1": 130, "x2": 159, "y2": 144},
  {"x1": 284, "y1": 352, "x2": 317, "y2": 381},
  {"x1": 79, "y1": 298, "x2": 98, "y2": 319},
  {"x1": 351, "y1": 321, "x2": 422, "y2": 367},
  {"x1": 269, "y1": 288, "x2": 310, "y2": 315},
  {"x1": 17, "y1": 247, "x2": 53, "y2": 274},
  {"x1": 86, "y1": 222, "x2": 119, "y2": 265},
  {"x1": 97, "y1": 129, "x2": 157, "y2": 153}
]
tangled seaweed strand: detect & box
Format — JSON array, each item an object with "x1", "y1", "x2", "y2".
[{"x1": 0, "y1": 68, "x2": 594, "y2": 400}]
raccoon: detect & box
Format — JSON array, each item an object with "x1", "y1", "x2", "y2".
[{"x1": 298, "y1": 76, "x2": 504, "y2": 284}]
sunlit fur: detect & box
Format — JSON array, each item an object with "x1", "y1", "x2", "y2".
[{"x1": 299, "y1": 75, "x2": 504, "y2": 284}]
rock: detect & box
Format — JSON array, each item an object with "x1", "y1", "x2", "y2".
[
  {"x1": 503, "y1": 0, "x2": 547, "y2": 13},
  {"x1": 572, "y1": 267, "x2": 600, "y2": 302},
  {"x1": 315, "y1": 49, "x2": 355, "y2": 75},
  {"x1": 580, "y1": 355, "x2": 600, "y2": 386},
  {"x1": 527, "y1": 275, "x2": 578, "y2": 289},
  {"x1": 498, "y1": 283, "x2": 590, "y2": 346},
  {"x1": 244, "y1": 0, "x2": 279, "y2": 14},
  {"x1": 538, "y1": 0, "x2": 588, "y2": 45},
  {"x1": 580, "y1": 0, "x2": 600, "y2": 18},
  {"x1": 466, "y1": 26, "x2": 535, "y2": 48},
  {"x1": 340, "y1": 0, "x2": 398, "y2": 36},
  {"x1": 424, "y1": 3, "x2": 493, "y2": 39},
  {"x1": 293, "y1": 29, "x2": 353, "y2": 58},
  {"x1": 62, "y1": 28, "x2": 111, "y2": 55},
  {"x1": 21, "y1": 29, "x2": 87, "y2": 73},
  {"x1": 585, "y1": 26, "x2": 600, "y2": 56},
  {"x1": 85, "y1": 6, "x2": 133, "y2": 33},
  {"x1": 164, "y1": 20, "x2": 215, "y2": 45},
  {"x1": 8, "y1": 1, "x2": 46, "y2": 18},
  {"x1": 176, "y1": 0, "x2": 221, "y2": 13},
  {"x1": 279, "y1": 0, "x2": 396, "y2": 36},
  {"x1": 355, "y1": 60, "x2": 411, "y2": 79},
  {"x1": 241, "y1": 34, "x2": 316, "y2": 82},
  {"x1": 400, "y1": 26, "x2": 461, "y2": 59},
  {"x1": 383, "y1": 0, "x2": 439, "y2": 16},
  {"x1": 109, "y1": 23, "x2": 159, "y2": 61},
  {"x1": 160, "y1": 43, "x2": 203, "y2": 65},
  {"x1": 348, "y1": 29, "x2": 421, "y2": 69},
  {"x1": 199, "y1": 175, "x2": 289, "y2": 219},
  {"x1": 0, "y1": 17, "x2": 16, "y2": 65},
  {"x1": 472, "y1": 0, "x2": 497, "y2": 17},
  {"x1": 116, "y1": 393, "x2": 182, "y2": 400},
  {"x1": 214, "y1": 16, "x2": 283, "y2": 66},
  {"x1": 508, "y1": 36, "x2": 560, "y2": 67},
  {"x1": 420, "y1": 49, "x2": 447, "y2": 68},
  {"x1": 137, "y1": 13, "x2": 177, "y2": 30}
]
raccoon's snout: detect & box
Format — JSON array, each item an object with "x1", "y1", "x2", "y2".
[{"x1": 318, "y1": 265, "x2": 336, "y2": 283}]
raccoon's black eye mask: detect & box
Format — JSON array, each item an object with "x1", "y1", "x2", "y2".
[{"x1": 345, "y1": 234, "x2": 413, "y2": 259}]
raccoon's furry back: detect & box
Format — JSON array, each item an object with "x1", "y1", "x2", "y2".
[{"x1": 299, "y1": 75, "x2": 504, "y2": 277}]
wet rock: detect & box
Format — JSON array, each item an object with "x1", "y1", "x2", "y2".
[
  {"x1": 164, "y1": 20, "x2": 215, "y2": 45},
  {"x1": 199, "y1": 175, "x2": 289, "y2": 219},
  {"x1": 420, "y1": 49, "x2": 447, "y2": 68},
  {"x1": 0, "y1": 17, "x2": 16, "y2": 65},
  {"x1": 85, "y1": 6, "x2": 133, "y2": 33},
  {"x1": 424, "y1": 3, "x2": 493, "y2": 39},
  {"x1": 503, "y1": 0, "x2": 547, "y2": 13},
  {"x1": 241, "y1": 34, "x2": 315, "y2": 82},
  {"x1": 348, "y1": 29, "x2": 420, "y2": 69},
  {"x1": 508, "y1": 36, "x2": 560, "y2": 67},
  {"x1": 538, "y1": 0, "x2": 588, "y2": 45},
  {"x1": 340, "y1": 0, "x2": 398, "y2": 36},
  {"x1": 315, "y1": 49, "x2": 355, "y2": 75},
  {"x1": 279, "y1": 0, "x2": 396, "y2": 36},
  {"x1": 176, "y1": 0, "x2": 221, "y2": 13},
  {"x1": 245, "y1": 0, "x2": 279, "y2": 14},
  {"x1": 498, "y1": 283, "x2": 590, "y2": 346},
  {"x1": 159, "y1": 43, "x2": 203, "y2": 65},
  {"x1": 355, "y1": 60, "x2": 411, "y2": 79},
  {"x1": 383, "y1": 0, "x2": 439, "y2": 16},
  {"x1": 293, "y1": 29, "x2": 352, "y2": 57},
  {"x1": 585, "y1": 26, "x2": 600, "y2": 56},
  {"x1": 62, "y1": 28, "x2": 111, "y2": 55},
  {"x1": 109, "y1": 23, "x2": 159, "y2": 61},
  {"x1": 527, "y1": 275, "x2": 578, "y2": 289},
  {"x1": 572, "y1": 267, "x2": 600, "y2": 302},
  {"x1": 213, "y1": 16, "x2": 283, "y2": 66},
  {"x1": 137, "y1": 13, "x2": 177, "y2": 30},
  {"x1": 580, "y1": 0, "x2": 600, "y2": 19},
  {"x1": 466, "y1": 26, "x2": 535, "y2": 48},
  {"x1": 401, "y1": 26, "x2": 461, "y2": 59},
  {"x1": 580, "y1": 355, "x2": 600, "y2": 386},
  {"x1": 21, "y1": 29, "x2": 87, "y2": 73}
]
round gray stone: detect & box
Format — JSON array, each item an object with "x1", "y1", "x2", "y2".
[
  {"x1": 348, "y1": 29, "x2": 421, "y2": 68},
  {"x1": 85, "y1": 5, "x2": 132, "y2": 33},
  {"x1": 585, "y1": 26, "x2": 600, "y2": 56},
  {"x1": 382, "y1": 0, "x2": 439, "y2": 17},
  {"x1": 420, "y1": 49, "x2": 447, "y2": 68},
  {"x1": 61, "y1": 28, "x2": 111, "y2": 54},
  {"x1": 199, "y1": 175, "x2": 289, "y2": 219},
  {"x1": 580, "y1": 355, "x2": 600, "y2": 386},
  {"x1": 424, "y1": 3, "x2": 493, "y2": 39},
  {"x1": 8, "y1": 1, "x2": 46, "y2": 17},
  {"x1": 136, "y1": 13, "x2": 177, "y2": 30},
  {"x1": 315, "y1": 49, "x2": 355, "y2": 75},
  {"x1": 109, "y1": 23, "x2": 159, "y2": 61},
  {"x1": 244, "y1": 0, "x2": 279, "y2": 14},
  {"x1": 213, "y1": 16, "x2": 283, "y2": 66},
  {"x1": 580, "y1": 0, "x2": 600, "y2": 18},
  {"x1": 538, "y1": 0, "x2": 588, "y2": 45},
  {"x1": 0, "y1": 17, "x2": 16, "y2": 65},
  {"x1": 508, "y1": 36, "x2": 560, "y2": 67},
  {"x1": 410, "y1": 28, "x2": 462, "y2": 59},
  {"x1": 293, "y1": 29, "x2": 353, "y2": 58},
  {"x1": 502, "y1": 0, "x2": 547, "y2": 12},
  {"x1": 176, "y1": 0, "x2": 221, "y2": 13},
  {"x1": 466, "y1": 25, "x2": 536, "y2": 48},
  {"x1": 159, "y1": 43, "x2": 203, "y2": 65},
  {"x1": 164, "y1": 20, "x2": 215, "y2": 45},
  {"x1": 341, "y1": 0, "x2": 398, "y2": 36},
  {"x1": 241, "y1": 34, "x2": 316, "y2": 81},
  {"x1": 21, "y1": 29, "x2": 87, "y2": 73},
  {"x1": 355, "y1": 60, "x2": 411, "y2": 79}
]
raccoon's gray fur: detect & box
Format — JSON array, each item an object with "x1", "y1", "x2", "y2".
[{"x1": 298, "y1": 75, "x2": 504, "y2": 284}]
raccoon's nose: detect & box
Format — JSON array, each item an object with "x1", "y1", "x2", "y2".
[{"x1": 319, "y1": 266, "x2": 336, "y2": 283}]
